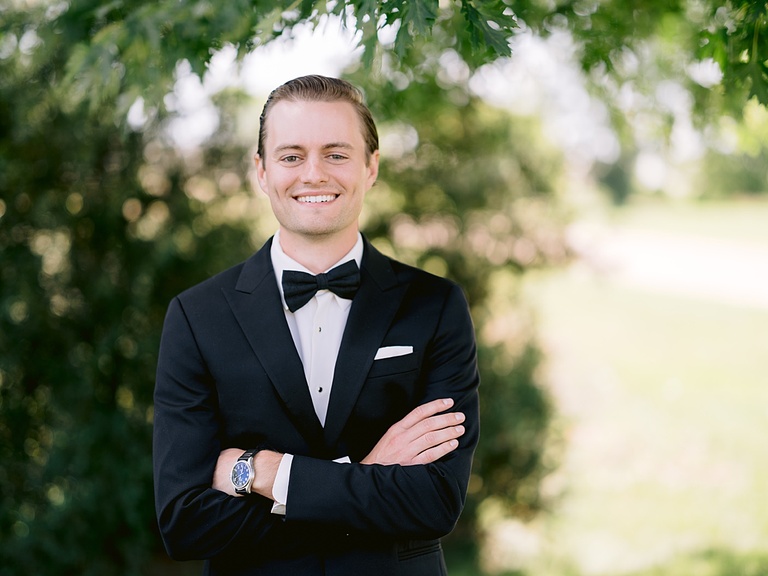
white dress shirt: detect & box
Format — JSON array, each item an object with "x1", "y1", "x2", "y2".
[{"x1": 268, "y1": 230, "x2": 362, "y2": 514}]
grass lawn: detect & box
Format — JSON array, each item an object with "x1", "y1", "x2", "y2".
[{"x1": 487, "y1": 199, "x2": 768, "y2": 576}]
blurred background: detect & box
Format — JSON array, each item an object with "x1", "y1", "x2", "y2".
[{"x1": 1, "y1": 1, "x2": 767, "y2": 575}]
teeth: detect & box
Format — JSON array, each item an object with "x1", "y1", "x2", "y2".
[{"x1": 298, "y1": 195, "x2": 336, "y2": 203}]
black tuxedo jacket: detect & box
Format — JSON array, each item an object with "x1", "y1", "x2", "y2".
[{"x1": 153, "y1": 237, "x2": 480, "y2": 576}]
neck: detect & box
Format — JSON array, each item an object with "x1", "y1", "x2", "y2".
[{"x1": 278, "y1": 229, "x2": 359, "y2": 274}]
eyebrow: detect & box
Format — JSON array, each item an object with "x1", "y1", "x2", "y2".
[{"x1": 273, "y1": 142, "x2": 355, "y2": 154}]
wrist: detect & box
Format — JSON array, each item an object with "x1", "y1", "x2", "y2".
[{"x1": 252, "y1": 450, "x2": 283, "y2": 499}]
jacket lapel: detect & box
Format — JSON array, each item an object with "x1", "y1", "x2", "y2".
[
  {"x1": 323, "y1": 239, "x2": 407, "y2": 448},
  {"x1": 222, "y1": 238, "x2": 325, "y2": 449}
]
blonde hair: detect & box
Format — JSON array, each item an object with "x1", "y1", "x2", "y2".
[{"x1": 257, "y1": 75, "x2": 379, "y2": 162}]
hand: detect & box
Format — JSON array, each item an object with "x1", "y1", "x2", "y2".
[
  {"x1": 361, "y1": 398, "x2": 465, "y2": 466},
  {"x1": 212, "y1": 448, "x2": 283, "y2": 499},
  {"x1": 213, "y1": 448, "x2": 243, "y2": 497}
]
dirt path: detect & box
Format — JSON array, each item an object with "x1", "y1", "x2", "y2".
[{"x1": 567, "y1": 223, "x2": 768, "y2": 309}]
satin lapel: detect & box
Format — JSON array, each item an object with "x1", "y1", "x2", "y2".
[
  {"x1": 222, "y1": 240, "x2": 325, "y2": 447},
  {"x1": 323, "y1": 240, "x2": 407, "y2": 448}
]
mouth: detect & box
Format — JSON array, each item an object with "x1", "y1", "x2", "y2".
[{"x1": 295, "y1": 194, "x2": 338, "y2": 204}]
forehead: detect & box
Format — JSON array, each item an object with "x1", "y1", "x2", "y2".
[{"x1": 263, "y1": 100, "x2": 365, "y2": 151}]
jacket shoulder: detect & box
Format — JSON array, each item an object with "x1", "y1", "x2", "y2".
[
  {"x1": 175, "y1": 260, "x2": 246, "y2": 304},
  {"x1": 388, "y1": 256, "x2": 462, "y2": 295}
]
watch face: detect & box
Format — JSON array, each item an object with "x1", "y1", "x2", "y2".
[{"x1": 231, "y1": 461, "x2": 251, "y2": 489}]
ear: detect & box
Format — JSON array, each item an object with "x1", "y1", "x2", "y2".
[
  {"x1": 254, "y1": 153, "x2": 268, "y2": 193},
  {"x1": 366, "y1": 150, "x2": 380, "y2": 189}
]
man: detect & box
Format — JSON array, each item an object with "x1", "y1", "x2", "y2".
[{"x1": 153, "y1": 75, "x2": 480, "y2": 575}]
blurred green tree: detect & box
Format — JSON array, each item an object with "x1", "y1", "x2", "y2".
[
  {"x1": 0, "y1": 13, "x2": 260, "y2": 573},
  {"x1": 695, "y1": 100, "x2": 768, "y2": 197}
]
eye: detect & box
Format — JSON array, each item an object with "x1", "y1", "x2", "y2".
[
  {"x1": 280, "y1": 154, "x2": 301, "y2": 163},
  {"x1": 327, "y1": 153, "x2": 348, "y2": 161}
]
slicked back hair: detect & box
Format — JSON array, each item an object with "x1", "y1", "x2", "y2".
[{"x1": 257, "y1": 75, "x2": 379, "y2": 164}]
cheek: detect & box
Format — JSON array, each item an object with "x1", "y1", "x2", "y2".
[
  {"x1": 263, "y1": 177, "x2": 292, "y2": 202},
  {"x1": 258, "y1": 165, "x2": 292, "y2": 193}
]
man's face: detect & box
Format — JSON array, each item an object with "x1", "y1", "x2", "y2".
[{"x1": 255, "y1": 100, "x2": 379, "y2": 245}]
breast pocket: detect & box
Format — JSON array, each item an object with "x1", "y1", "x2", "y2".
[
  {"x1": 367, "y1": 351, "x2": 420, "y2": 379},
  {"x1": 353, "y1": 351, "x2": 422, "y2": 427}
]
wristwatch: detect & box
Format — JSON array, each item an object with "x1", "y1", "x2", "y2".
[{"x1": 231, "y1": 448, "x2": 259, "y2": 495}]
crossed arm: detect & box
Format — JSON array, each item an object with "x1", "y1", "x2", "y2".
[{"x1": 212, "y1": 397, "x2": 466, "y2": 499}]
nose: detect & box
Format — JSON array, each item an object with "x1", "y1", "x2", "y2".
[{"x1": 301, "y1": 155, "x2": 329, "y2": 183}]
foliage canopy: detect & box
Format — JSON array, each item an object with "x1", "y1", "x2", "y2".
[{"x1": 3, "y1": 0, "x2": 765, "y2": 119}]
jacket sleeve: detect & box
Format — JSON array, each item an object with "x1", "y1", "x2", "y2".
[
  {"x1": 285, "y1": 283, "x2": 480, "y2": 539},
  {"x1": 152, "y1": 296, "x2": 279, "y2": 560}
]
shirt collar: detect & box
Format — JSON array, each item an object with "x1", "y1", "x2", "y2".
[{"x1": 271, "y1": 230, "x2": 364, "y2": 312}]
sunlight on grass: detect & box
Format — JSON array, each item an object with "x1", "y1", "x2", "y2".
[
  {"x1": 603, "y1": 198, "x2": 768, "y2": 245},
  {"x1": 488, "y1": 199, "x2": 768, "y2": 576}
]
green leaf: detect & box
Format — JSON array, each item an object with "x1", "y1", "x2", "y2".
[
  {"x1": 747, "y1": 61, "x2": 768, "y2": 105},
  {"x1": 460, "y1": 0, "x2": 514, "y2": 58},
  {"x1": 402, "y1": 0, "x2": 438, "y2": 36}
]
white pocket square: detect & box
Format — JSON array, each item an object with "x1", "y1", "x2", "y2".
[{"x1": 374, "y1": 346, "x2": 413, "y2": 360}]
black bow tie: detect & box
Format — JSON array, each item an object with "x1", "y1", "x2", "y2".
[{"x1": 281, "y1": 260, "x2": 361, "y2": 312}]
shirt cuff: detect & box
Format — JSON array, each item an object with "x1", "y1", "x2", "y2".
[{"x1": 270, "y1": 454, "x2": 293, "y2": 516}]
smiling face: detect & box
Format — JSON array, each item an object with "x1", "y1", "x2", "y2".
[{"x1": 255, "y1": 99, "x2": 379, "y2": 250}]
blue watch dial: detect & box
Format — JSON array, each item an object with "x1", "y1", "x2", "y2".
[{"x1": 231, "y1": 461, "x2": 250, "y2": 489}]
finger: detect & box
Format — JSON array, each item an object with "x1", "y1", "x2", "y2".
[
  {"x1": 410, "y1": 438, "x2": 460, "y2": 466},
  {"x1": 397, "y1": 398, "x2": 455, "y2": 430},
  {"x1": 409, "y1": 411, "x2": 465, "y2": 439},
  {"x1": 391, "y1": 412, "x2": 464, "y2": 453},
  {"x1": 412, "y1": 424, "x2": 465, "y2": 455}
]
